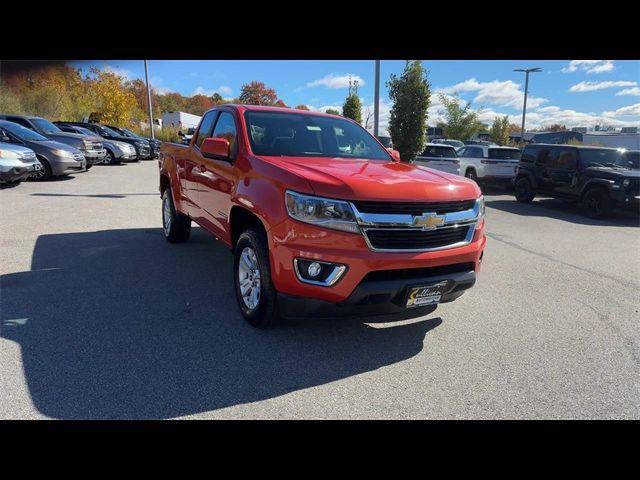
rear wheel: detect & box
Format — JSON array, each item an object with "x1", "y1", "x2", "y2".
[
  {"x1": 515, "y1": 177, "x2": 535, "y2": 203},
  {"x1": 162, "y1": 187, "x2": 191, "y2": 243},
  {"x1": 465, "y1": 168, "x2": 478, "y2": 182},
  {"x1": 582, "y1": 188, "x2": 612, "y2": 219},
  {"x1": 234, "y1": 228, "x2": 279, "y2": 328}
]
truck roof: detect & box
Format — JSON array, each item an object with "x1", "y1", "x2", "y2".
[{"x1": 215, "y1": 104, "x2": 343, "y2": 119}]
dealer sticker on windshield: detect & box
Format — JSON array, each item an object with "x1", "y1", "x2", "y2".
[{"x1": 406, "y1": 282, "x2": 449, "y2": 308}]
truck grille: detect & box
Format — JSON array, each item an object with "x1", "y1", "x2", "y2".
[
  {"x1": 364, "y1": 226, "x2": 471, "y2": 251},
  {"x1": 353, "y1": 199, "x2": 476, "y2": 216}
]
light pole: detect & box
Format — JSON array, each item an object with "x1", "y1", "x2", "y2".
[
  {"x1": 373, "y1": 60, "x2": 380, "y2": 137},
  {"x1": 144, "y1": 60, "x2": 155, "y2": 140},
  {"x1": 514, "y1": 67, "x2": 541, "y2": 146}
]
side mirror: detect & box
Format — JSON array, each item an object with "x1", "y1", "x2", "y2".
[
  {"x1": 387, "y1": 147, "x2": 401, "y2": 162},
  {"x1": 201, "y1": 137, "x2": 230, "y2": 159},
  {"x1": 0, "y1": 135, "x2": 11, "y2": 143}
]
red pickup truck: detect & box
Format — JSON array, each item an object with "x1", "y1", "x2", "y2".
[{"x1": 159, "y1": 105, "x2": 486, "y2": 327}]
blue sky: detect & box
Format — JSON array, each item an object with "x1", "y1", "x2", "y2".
[{"x1": 72, "y1": 60, "x2": 640, "y2": 134}]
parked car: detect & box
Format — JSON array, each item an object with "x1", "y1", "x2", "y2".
[
  {"x1": 376, "y1": 136, "x2": 393, "y2": 148},
  {"x1": 432, "y1": 138, "x2": 465, "y2": 149},
  {"x1": 180, "y1": 127, "x2": 196, "y2": 145},
  {"x1": 622, "y1": 149, "x2": 639, "y2": 170},
  {"x1": 514, "y1": 144, "x2": 640, "y2": 218},
  {"x1": 0, "y1": 114, "x2": 103, "y2": 168},
  {"x1": 54, "y1": 122, "x2": 151, "y2": 161},
  {"x1": 413, "y1": 143, "x2": 460, "y2": 175},
  {"x1": 0, "y1": 120, "x2": 86, "y2": 180},
  {"x1": 56, "y1": 124, "x2": 137, "y2": 164},
  {"x1": 456, "y1": 145, "x2": 521, "y2": 187},
  {"x1": 0, "y1": 142, "x2": 41, "y2": 184},
  {"x1": 104, "y1": 125, "x2": 161, "y2": 159},
  {"x1": 463, "y1": 140, "x2": 498, "y2": 146},
  {"x1": 160, "y1": 105, "x2": 485, "y2": 327}
]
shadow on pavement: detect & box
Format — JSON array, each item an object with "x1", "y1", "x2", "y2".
[
  {"x1": 0, "y1": 227, "x2": 441, "y2": 419},
  {"x1": 486, "y1": 197, "x2": 640, "y2": 228},
  {"x1": 31, "y1": 193, "x2": 158, "y2": 199}
]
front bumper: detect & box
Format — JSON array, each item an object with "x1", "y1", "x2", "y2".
[
  {"x1": 612, "y1": 191, "x2": 640, "y2": 210},
  {"x1": 277, "y1": 269, "x2": 476, "y2": 320},
  {"x1": 81, "y1": 148, "x2": 105, "y2": 165},
  {"x1": 50, "y1": 155, "x2": 86, "y2": 176},
  {"x1": 0, "y1": 162, "x2": 41, "y2": 182},
  {"x1": 134, "y1": 145, "x2": 151, "y2": 159},
  {"x1": 268, "y1": 217, "x2": 486, "y2": 305}
]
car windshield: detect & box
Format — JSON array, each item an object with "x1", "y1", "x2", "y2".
[
  {"x1": 0, "y1": 121, "x2": 48, "y2": 141},
  {"x1": 121, "y1": 128, "x2": 139, "y2": 138},
  {"x1": 245, "y1": 111, "x2": 392, "y2": 160},
  {"x1": 32, "y1": 118, "x2": 63, "y2": 134},
  {"x1": 581, "y1": 148, "x2": 629, "y2": 169},
  {"x1": 489, "y1": 148, "x2": 521, "y2": 160},
  {"x1": 420, "y1": 146, "x2": 457, "y2": 158},
  {"x1": 96, "y1": 125, "x2": 122, "y2": 137},
  {"x1": 76, "y1": 127, "x2": 100, "y2": 138}
]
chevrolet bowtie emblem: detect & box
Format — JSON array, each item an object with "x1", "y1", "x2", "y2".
[{"x1": 413, "y1": 213, "x2": 445, "y2": 230}]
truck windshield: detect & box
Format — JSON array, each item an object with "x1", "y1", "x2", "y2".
[
  {"x1": 0, "y1": 121, "x2": 48, "y2": 141},
  {"x1": 580, "y1": 148, "x2": 629, "y2": 169},
  {"x1": 96, "y1": 125, "x2": 121, "y2": 137},
  {"x1": 121, "y1": 128, "x2": 139, "y2": 138},
  {"x1": 244, "y1": 111, "x2": 392, "y2": 161},
  {"x1": 32, "y1": 118, "x2": 63, "y2": 134}
]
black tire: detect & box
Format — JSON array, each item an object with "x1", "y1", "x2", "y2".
[
  {"x1": 515, "y1": 177, "x2": 535, "y2": 203},
  {"x1": 465, "y1": 168, "x2": 478, "y2": 182},
  {"x1": 582, "y1": 188, "x2": 612, "y2": 219},
  {"x1": 103, "y1": 149, "x2": 117, "y2": 165},
  {"x1": 162, "y1": 187, "x2": 191, "y2": 243},
  {"x1": 234, "y1": 228, "x2": 279, "y2": 328},
  {"x1": 86, "y1": 163, "x2": 93, "y2": 171},
  {"x1": 31, "y1": 157, "x2": 52, "y2": 181}
]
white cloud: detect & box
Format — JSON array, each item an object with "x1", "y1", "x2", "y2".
[
  {"x1": 155, "y1": 86, "x2": 174, "y2": 95},
  {"x1": 307, "y1": 73, "x2": 365, "y2": 89},
  {"x1": 536, "y1": 106, "x2": 561, "y2": 113},
  {"x1": 439, "y1": 78, "x2": 547, "y2": 109},
  {"x1": 569, "y1": 80, "x2": 637, "y2": 92},
  {"x1": 562, "y1": 60, "x2": 615, "y2": 74},
  {"x1": 603, "y1": 103, "x2": 640, "y2": 117},
  {"x1": 616, "y1": 87, "x2": 640, "y2": 97},
  {"x1": 191, "y1": 85, "x2": 233, "y2": 97},
  {"x1": 102, "y1": 65, "x2": 134, "y2": 80}
]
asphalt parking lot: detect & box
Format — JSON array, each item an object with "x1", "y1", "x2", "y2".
[{"x1": 1, "y1": 161, "x2": 639, "y2": 419}]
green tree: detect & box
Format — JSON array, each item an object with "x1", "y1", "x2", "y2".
[
  {"x1": 295, "y1": 104, "x2": 310, "y2": 110},
  {"x1": 387, "y1": 60, "x2": 431, "y2": 161},
  {"x1": 489, "y1": 115, "x2": 510, "y2": 145},
  {"x1": 342, "y1": 79, "x2": 362, "y2": 123},
  {"x1": 325, "y1": 108, "x2": 340, "y2": 115},
  {"x1": 0, "y1": 89, "x2": 24, "y2": 114},
  {"x1": 436, "y1": 93, "x2": 484, "y2": 141}
]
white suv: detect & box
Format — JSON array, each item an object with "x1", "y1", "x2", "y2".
[
  {"x1": 413, "y1": 143, "x2": 460, "y2": 175},
  {"x1": 457, "y1": 145, "x2": 521, "y2": 187}
]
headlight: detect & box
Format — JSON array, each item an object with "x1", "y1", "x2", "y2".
[
  {"x1": 285, "y1": 191, "x2": 360, "y2": 234},
  {"x1": 0, "y1": 149, "x2": 21, "y2": 159},
  {"x1": 477, "y1": 196, "x2": 485, "y2": 217},
  {"x1": 53, "y1": 149, "x2": 75, "y2": 157},
  {"x1": 623, "y1": 179, "x2": 631, "y2": 188},
  {"x1": 135, "y1": 141, "x2": 146, "y2": 147}
]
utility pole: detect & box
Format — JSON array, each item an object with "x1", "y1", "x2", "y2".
[
  {"x1": 373, "y1": 60, "x2": 380, "y2": 137},
  {"x1": 514, "y1": 67, "x2": 541, "y2": 147},
  {"x1": 144, "y1": 60, "x2": 155, "y2": 139}
]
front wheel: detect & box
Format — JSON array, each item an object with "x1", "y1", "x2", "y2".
[
  {"x1": 103, "y1": 150, "x2": 116, "y2": 165},
  {"x1": 465, "y1": 168, "x2": 478, "y2": 182},
  {"x1": 582, "y1": 188, "x2": 612, "y2": 219},
  {"x1": 31, "y1": 157, "x2": 52, "y2": 181},
  {"x1": 234, "y1": 228, "x2": 279, "y2": 328},
  {"x1": 162, "y1": 188, "x2": 191, "y2": 243},
  {"x1": 515, "y1": 177, "x2": 535, "y2": 203}
]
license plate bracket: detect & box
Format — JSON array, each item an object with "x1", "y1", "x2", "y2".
[{"x1": 405, "y1": 281, "x2": 450, "y2": 308}]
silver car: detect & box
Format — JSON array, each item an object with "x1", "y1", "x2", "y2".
[
  {"x1": 57, "y1": 125, "x2": 137, "y2": 164},
  {"x1": 0, "y1": 120, "x2": 86, "y2": 181},
  {"x1": 0, "y1": 142, "x2": 41, "y2": 184}
]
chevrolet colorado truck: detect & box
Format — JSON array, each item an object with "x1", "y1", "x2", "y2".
[{"x1": 159, "y1": 105, "x2": 486, "y2": 327}]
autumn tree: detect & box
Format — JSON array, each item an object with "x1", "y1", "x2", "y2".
[
  {"x1": 546, "y1": 123, "x2": 568, "y2": 132},
  {"x1": 342, "y1": 79, "x2": 362, "y2": 124},
  {"x1": 239, "y1": 81, "x2": 278, "y2": 105},
  {"x1": 88, "y1": 67, "x2": 138, "y2": 125},
  {"x1": 274, "y1": 99, "x2": 288, "y2": 108},
  {"x1": 212, "y1": 93, "x2": 225, "y2": 104},
  {"x1": 508, "y1": 123, "x2": 522, "y2": 133},
  {"x1": 387, "y1": 60, "x2": 431, "y2": 161},
  {"x1": 325, "y1": 108, "x2": 340, "y2": 115},
  {"x1": 436, "y1": 93, "x2": 484, "y2": 141},
  {"x1": 489, "y1": 115, "x2": 510, "y2": 145},
  {"x1": 295, "y1": 104, "x2": 310, "y2": 110},
  {"x1": 186, "y1": 94, "x2": 215, "y2": 116}
]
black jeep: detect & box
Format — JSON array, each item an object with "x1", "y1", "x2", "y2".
[{"x1": 514, "y1": 144, "x2": 640, "y2": 219}]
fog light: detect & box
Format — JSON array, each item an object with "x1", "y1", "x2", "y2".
[
  {"x1": 307, "y1": 262, "x2": 322, "y2": 278},
  {"x1": 294, "y1": 258, "x2": 347, "y2": 286}
]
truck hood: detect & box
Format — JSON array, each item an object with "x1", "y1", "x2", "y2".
[
  {"x1": 586, "y1": 166, "x2": 640, "y2": 178},
  {"x1": 260, "y1": 156, "x2": 480, "y2": 201},
  {"x1": 46, "y1": 132, "x2": 89, "y2": 143}
]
